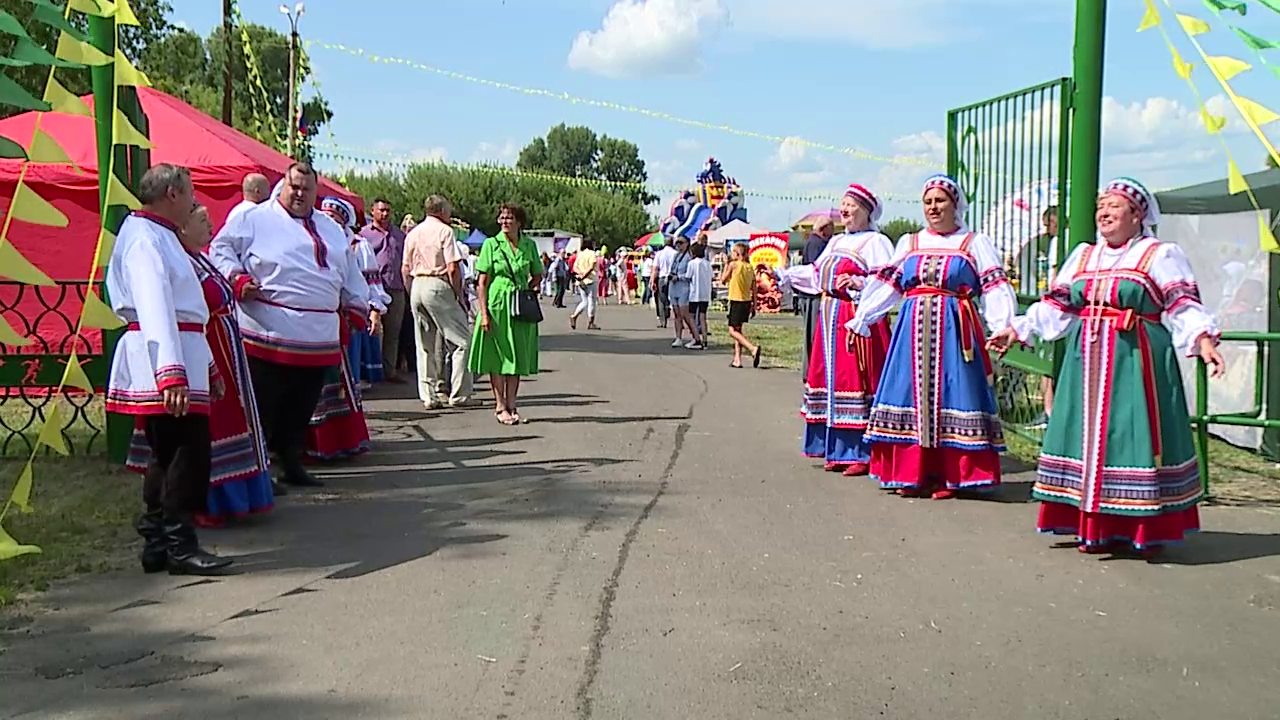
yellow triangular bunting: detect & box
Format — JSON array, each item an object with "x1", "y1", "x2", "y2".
[
  {"x1": 80, "y1": 290, "x2": 124, "y2": 329},
  {"x1": 1171, "y1": 48, "x2": 1194, "y2": 79},
  {"x1": 68, "y1": 0, "x2": 114, "y2": 17},
  {"x1": 0, "y1": 314, "x2": 33, "y2": 346},
  {"x1": 0, "y1": 240, "x2": 54, "y2": 285},
  {"x1": 43, "y1": 75, "x2": 92, "y2": 117},
  {"x1": 106, "y1": 173, "x2": 140, "y2": 209},
  {"x1": 55, "y1": 32, "x2": 111, "y2": 65},
  {"x1": 1207, "y1": 55, "x2": 1251, "y2": 81},
  {"x1": 1227, "y1": 158, "x2": 1248, "y2": 195},
  {"x1": 61, "y1": 351, "x2": 93, "y2": 394},
  {"x1": 36, "y1": 405, "x2": 68, "y2": 455},
  {"x1": 1138, "y1": 0, "x2": 1160, "y2": 31},
  {"x1": 1262, "y1": 214, "x2": 1280, "y2": 252},
  {"x1": 9, "y1": 180, "x2": 68, "y2": 227},
  {"x1": 1235, "y1": 95, "x2": 1280, "y2": 127},
  {"x1": 1200, "y1": 107, "x2": 1226, "y2": 134},
  {"x1": 113, "y1": 50, "x2": 150, "y2": 87},
  {"x1": 1177, "y1": 13, "x2": 1210, "y2": 35},
  {"x1": 114, "y1": 0, "x2": 139, "y2": 25},
  {"x1": 95, "y1": 227, "x2": 115, "y2": 267},
  {"x1": 112, "y1": 107, "x2": 151, "y2": 148},
  {"x1": 9, "y1": 463, "x2": 33, "y2": 513},
  {"x1": 28, "y1": 128, "x2": 74, "y2": 164},
  {"x1": 0, "y1": 521, "x2": 41, "y2": 560}
]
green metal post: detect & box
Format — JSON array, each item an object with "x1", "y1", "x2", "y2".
[
  {"x1": 88, "y1": 14, "x2": 131, "y2": 465},
  {"x1": 1067, "y1": 0, "x2": 1106, "y2": 255}
]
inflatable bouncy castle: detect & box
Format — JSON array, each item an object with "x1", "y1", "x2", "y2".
[{"x1": 658, "y1": 157, "x2": 748, "y2": 239}]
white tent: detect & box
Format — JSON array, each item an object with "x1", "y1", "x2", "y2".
[{"x1": 702, "y1": 219, "x2": 769, "y2": 248}]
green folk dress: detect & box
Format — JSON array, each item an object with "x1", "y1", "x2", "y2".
[
  {"x1": 1016, "y1": 238, "x2": 1213, "y2": 548},
  {"x1": 467, "y1": 233, "x2": 541, "y2": 377}
]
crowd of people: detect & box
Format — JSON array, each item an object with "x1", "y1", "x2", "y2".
[
  {"x1": 105, "y1": 162, "x2": 543, "y2": 575},
  {"x1": 779, "y1": 174, "x2": 1225, "y2": 559}
]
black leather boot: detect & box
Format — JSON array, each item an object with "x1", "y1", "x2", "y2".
[
  {"x1": 278, "y1": 449, "x2": 323, "y2": 487},
  {"x1": 135, "y1": 510, "x2": 167, "y2": 574},
  {"x1": 163, "y1": 516, "x2": 233, "y2": 576}
]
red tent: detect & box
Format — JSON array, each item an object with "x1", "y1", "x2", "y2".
[{"x1": 0, "y1": 88, "x2": 364, "y2": 353}]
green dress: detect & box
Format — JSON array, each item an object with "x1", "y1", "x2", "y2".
[{"x1": 467, "y1": 233, "x2": 540, "y2": 376}]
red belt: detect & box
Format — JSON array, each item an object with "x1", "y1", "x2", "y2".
[
  {"x1": 126, "y1": 321, "x2": 204, "y2": 332},
  {"x1": 905, "y1": 286, "x2": 982, "y2": 363},
  {"x1": 1079, "y1": 306, "x2": 1160, "y2": 332}
]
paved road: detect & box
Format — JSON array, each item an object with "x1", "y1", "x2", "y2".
[{"x1": 3, "y1": 306, "x2": 1280, "y2": 719}]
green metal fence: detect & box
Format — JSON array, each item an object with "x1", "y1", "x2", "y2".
[
  {"x1": 947, "y1": 78, "x2": 1072, "y2": 439},
  {"x1": 1193, "y1": 332, "x2": 1280, "y2": 494}
]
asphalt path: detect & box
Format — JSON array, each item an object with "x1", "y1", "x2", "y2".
[{"x1": 3, "y1": 305, "x2": 1280, "y2": 719}]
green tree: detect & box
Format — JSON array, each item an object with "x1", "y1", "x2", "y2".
[
  {"x1": 878, "y1": 217, "x2": 923, "y2": 241},
  {"x1": 0, "y1": 0, "x2": 173, "y2": 118},
  {"x1": 516, "y1": 123, "x2": 659, "y2": 205},
  {"x1": 343, "y1": 164, "x2": 651, "y2": 248}
]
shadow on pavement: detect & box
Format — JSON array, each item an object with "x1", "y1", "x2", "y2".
[{"x1": 1158, "y1": 531, "x2": 1280, "y2": 565}]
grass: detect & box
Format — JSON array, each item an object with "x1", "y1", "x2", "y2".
[
  {"x1": 0, "y1": 456, "x2": 137, "y2": 608},
  {"x1": 710, "y1": 314, "x2": 805, "y2": 370},
  {"x1": 0, "y1": 395, "x2": 107, "y2": 458}
]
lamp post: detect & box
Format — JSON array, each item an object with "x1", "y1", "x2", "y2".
[{"x1": 280, "y1": 2, "x2": 305, "y2": 158}]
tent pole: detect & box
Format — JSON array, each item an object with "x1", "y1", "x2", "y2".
[
  {"x1": 88, "y1": 15, "x2": 132, "y2": 465},
  {"x1": 1067, "y1": 0, "x2": 1105, "y2": 255}
]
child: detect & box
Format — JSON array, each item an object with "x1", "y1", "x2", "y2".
[
  {"x1": 687, "y1": 243, "x2": 712, "y2": 349},
  {"x1": 718, "y1": 243, "x2": 762, "y2": 368}
]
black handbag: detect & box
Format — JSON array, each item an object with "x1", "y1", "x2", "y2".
[{"x1": 500, "y1": 242, "x2": 543, "y2": 324}]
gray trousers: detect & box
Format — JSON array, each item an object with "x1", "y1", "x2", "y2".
[{"x1": 410, "y1": 277, "x2": 473, "y2": 405}]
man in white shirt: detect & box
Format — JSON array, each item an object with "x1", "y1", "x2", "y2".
[
  {"x1": 652, "y1": 236, "x2": 678, "y2": 328},
  {"x1": 210, "y1": 162, "x2": 370, "y2": 488},
  {"x1": 223, "y1": 172, "x2": 269, "y2": 228},
  {"x1": 403, "y1": 195, "x2": 472, "y2": 409}
]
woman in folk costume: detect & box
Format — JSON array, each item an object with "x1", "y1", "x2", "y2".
[
  {"x1": 126, "y1": 206, "x2": 275, "y2": 528},
  {"x1": 304, "y1": 197, "x2": 388, "y2": 460},
  {"x1": 988, "y1": 178, "x2": 1224, "y2": 556},
  {"x1": 322, "y1": 196, "x2": 387, "y2": 387},
  {"x1": 847, "y1": 174, "x2": 1016, "y2": 499},
  {"x1": 776, "y1": 184, "x2": 894, "y2": 475}
]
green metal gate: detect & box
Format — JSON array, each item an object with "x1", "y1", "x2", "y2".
[{"x1": 946, "y1": 78, "x2": 1072, "y2": 439}]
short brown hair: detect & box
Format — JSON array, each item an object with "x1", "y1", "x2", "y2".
[
  {"x1": 498, "y1": 202, "x2": 528, "y2": 227},
  {"x1": 287, "y1": 161, "x2": 317, "y2": 179}
]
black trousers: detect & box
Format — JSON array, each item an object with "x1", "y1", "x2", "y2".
[
  {"x1": 553, "y1": 277, "x2": 568, "y2": 307},
  {"x1": 247, "y1": 356, "x2": 327, "y2": 462},
  {"x1": 142, "y1": 413, "x2": 212, "y2": 517},
  {"x1": 655, "y1": 279, "x2": 671, "y2": 321}
]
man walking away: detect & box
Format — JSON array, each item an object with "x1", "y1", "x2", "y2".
[
  {"x1": 404, "y1": 194, "x2": 473, "y2": 410},
  {"x1": 360, "y1": 198, "x2": 408, "y2": 383},
  {"x1": 105, "y1": 163, "x2": 232, "y2": 575},
  {"x1": 552, "y1": 252, "x2": 569, "y2": 308}
]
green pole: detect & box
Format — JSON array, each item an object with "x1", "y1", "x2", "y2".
[
  {"x1": 1066, "y1": 0, "x2": 1106, "y2": 254},
  {"x1": 88, "y1": 14, "x2": 131, "y2": 464}
]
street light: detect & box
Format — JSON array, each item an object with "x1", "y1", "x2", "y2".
[{"x1": 280, "y1": 2, "x2": 305, "y2": 158}]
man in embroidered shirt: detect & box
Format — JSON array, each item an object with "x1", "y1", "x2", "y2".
[
  {"x1": 105, "y1": 163, "x2": 232, "y2": 576},
  {"x1": 210, "y1": 162, "x2": 370, "y2": 488},
  {"x1": 224, "y1": 172, "x2": 269, "y2": 228},
  {"x1": 403, "y1": 194, "x2": 472, "y2": 409},
  {"x1": 359, "y1": 198, "x2": 408, "y2": 383}
]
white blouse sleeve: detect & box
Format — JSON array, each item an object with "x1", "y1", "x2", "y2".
[
  {"x1": 845, "y1": 233, "x2": 911, "y2": 336},
  {"x1": 339, "y1": 244, "x2": 373, "y2": 314},
  {"x1": 356, "y1": 241, "x2": 392, "y2": 311},
  {"x1": 125, "y1": 235, "x2": 188, "y2": 390},
  {"x1": 207, "y1": 208, "x2": 250, "y2": 283},
  {"x1": 1011, "y1": 243, "x2": 1086, "y2": 344},
  {"x1": 1152, "y1": 242, "x2": 1221, "y2": 355},
  {"x1": 970, "y1": 231, "x2": 1017, "y2": 331}
]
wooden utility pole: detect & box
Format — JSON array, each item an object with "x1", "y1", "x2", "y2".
[{"x1": 221, "y1": 0, "x2": 233, "y2": 125}]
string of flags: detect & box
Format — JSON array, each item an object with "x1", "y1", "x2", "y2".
[
  {"x1": 1139, "y1": 0, "x2": 1280, "y2": 251},
  {"x1": 304, "y1": 39, "x2": 941, "y2": 170},
  {"x1": 311, "y1": 144, "x2": 919, "y2": 203},
  {"x1": 229, "y1": 0, "x2": 284, "y2": 148},
  {"x1": 0, "y1": 0, "x2": 150, "y2": 561}
]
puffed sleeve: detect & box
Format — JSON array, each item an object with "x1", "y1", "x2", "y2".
[
  {"x1": 1151, "y1": 241, "x2": 1221, "y2": 355},
  {"x1": 969, "y1": 231, "x2": 1017, "y2": 331},
  {"x1": 845, "y1": 233, "x2": 911, "y2": 336},
  {"x1": 356, "y1": 241, "x2": 391, "y2": 312},
  {"x1": 1011, "y1": 242, "x2": 1086, "y2": 344},
  {"x1": 124, "y1": 234, "x2": 187, "y2": 390},
  {"x1": 338, "y1": 243, "x2": 372, "y2": 314}
]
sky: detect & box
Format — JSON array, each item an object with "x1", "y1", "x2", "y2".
[{"x1": 172, "y1": 0, "x2": 1280, "y2": 231}]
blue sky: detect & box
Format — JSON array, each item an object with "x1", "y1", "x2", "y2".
[{"x1": 173, "y1": 0, "x2": 1280, "y2": 230}]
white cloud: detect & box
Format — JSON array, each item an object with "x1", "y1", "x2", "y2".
[
  {"x1": 674, "y1": 138, "x2": 703, "y2": 152},
  {"x1": 725, "y1": 0, "x2": 1066, "y2": 50},
  {"x1": 471, "y1": 140, "x2": 520, "y2": 164},
  {"x1": 568, "y1": 0, "x2": 727, "y2": 78},
  {"x1": 368, "y1": 139, "x2": 449, "y2": 164}
]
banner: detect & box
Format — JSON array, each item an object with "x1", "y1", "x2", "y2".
[{"x1": 748, "y1": 233, "x2": 788, "y2": 314}]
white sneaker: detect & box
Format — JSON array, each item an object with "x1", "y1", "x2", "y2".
[
  {"x1": 671, "y1": 338, "x2": 685, "y2": 347},
  {"x1": 685, "y1": 340, "x2": 701, "y2": 349}
]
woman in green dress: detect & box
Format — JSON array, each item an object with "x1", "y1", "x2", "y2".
[
  {"x1": 469, "y1": 203, "x2": 542, "y2": 425},
  {"x1": 989, "y1": 177, "x2": 1225, "y2": 558}
]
